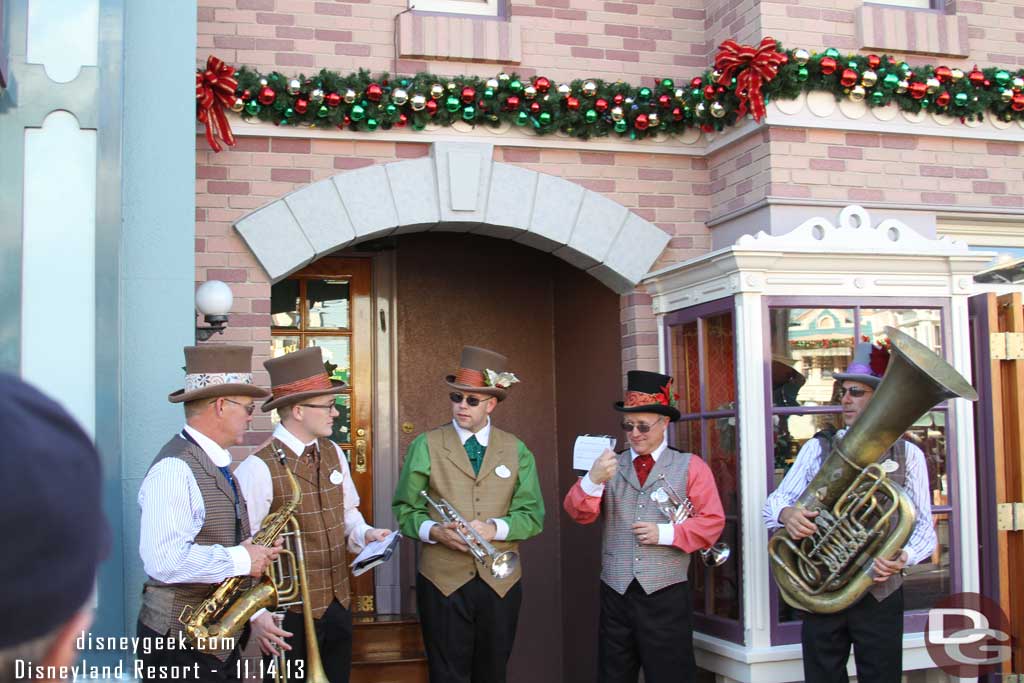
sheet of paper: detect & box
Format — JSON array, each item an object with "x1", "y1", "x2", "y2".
[{"x1": 573, "y1": 435, "x2": 617, "y2": 472}]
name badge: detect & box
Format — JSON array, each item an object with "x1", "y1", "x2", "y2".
[
  {"x1": 880, "y1": 460, "x2": 900, "y2": 473},
  {"x1": 495, "y1": 465, "x2": 512, "y2": 479},
  {"x1": 329, "y1": 469, "x2": 344, "y2": 485}
]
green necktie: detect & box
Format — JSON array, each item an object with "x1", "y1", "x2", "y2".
[{"x1": 464, "y1": 435, "x2": 486, "y2": 475}]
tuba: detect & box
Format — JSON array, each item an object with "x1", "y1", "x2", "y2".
[
  {"x1": 767, "y1": 326, "x2": 977, "y2": 614},
  {"x1": 179, "y1": 445, "x2": 328, "y2": 683}
]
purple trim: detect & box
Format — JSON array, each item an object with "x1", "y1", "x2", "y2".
[
  {"x1": 0, "y1": 0, "x2": 7, "y2": 89},
  {"x1": 843, "y1": 362, "x2": 874, "y2": 376},
  {"x1": 969, "y1": 295, "x2": 1000, "y2": 604},
  {"x1": 407, "y1": 0, "x2": 509, "y2": 20}
]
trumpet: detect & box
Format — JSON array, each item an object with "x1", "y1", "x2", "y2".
[
  {"x1": 419, "y1": 490, "x2": 519, "y2": 579},
  {"x1": 649, "y1": 474, "x2": 730, "y2": 567}
]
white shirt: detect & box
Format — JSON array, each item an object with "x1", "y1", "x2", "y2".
[
  {"x1": 137, "y1": 425, "x2": 252, "y2": 583},
  {"x1": 418, "y1": 418, "x2": 511, "y2": 543},
  {"x1": 233, "y1": 424, "x2": 373, "y2": 555},
  {"x1": 579, "y1": 436, "x2": 676, "y2": 545},
  {"x1": 762, "y1": 429, "x2": 937, "y2": 566}
]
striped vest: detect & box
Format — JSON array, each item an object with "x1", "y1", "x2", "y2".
[
  {"x1": 139, "y1": 434, "x2": 251, "y2": 661},
  {"x1": 253, "y1": 437, "x2": 351, "y2": 616},
  {"x1": 601, "y1": 448, "x2": 692, "y2": 595},
  {"x1": 419, "y1": 424, "x2": 522, "y2": 597}
]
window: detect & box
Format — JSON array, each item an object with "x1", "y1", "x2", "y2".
[
  {"x1": 666, "y1": 300, "x2": 742, "y2": 643},
  {"x1": 409, "y1": 0, "x2": 501, "y2": 16},
  {"x1": 766, "y1": 301, "x2": 955, "y2": 643}
]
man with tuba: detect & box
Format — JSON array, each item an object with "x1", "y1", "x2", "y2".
[
  {"x1": 763, "y1": 340, "x2": 937, "y2": 683},
  {"x1": 137, "y1": 345, "x2": 280, "y2": 682},
  {"x1": 563, "y1": 370, "x2": 725, "y2": 683},
  {"x1": 234, "y1": 347, "x2": 391, "y2": 683},
  {"x1": 392, "y1": 346, "x2": 545, "y2": 683}
]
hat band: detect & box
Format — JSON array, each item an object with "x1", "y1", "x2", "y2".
[
  {"x1": 273, "y1": 373, "x2": 334, "y2": 399},
  {"x1": 184, "y1": 372, "x2": 254, "y2": 392},
  {"x1": 453, "y1": 368, "x2": 486, "y2": 388},
  {"x1": 624, "y1": 390, "x2": 668, "y2": 408},
  {"x1": 843, "y1": 362, "x2": 876, "y2": 377}
]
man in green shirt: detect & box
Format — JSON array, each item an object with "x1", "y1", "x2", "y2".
[{"x1": 392, "y1": 345, "x2": 544, "y2": 683}]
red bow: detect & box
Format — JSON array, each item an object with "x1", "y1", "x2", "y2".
[
  {"x1": 196, "y1": 56, "x2": 238, "y2": 153},
  {"x1": 714, "y1": 37, "x2": 785, "y2": 123}
]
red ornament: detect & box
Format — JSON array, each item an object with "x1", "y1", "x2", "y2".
[
  {"x1": 1013, "y1": 93, "x2": 1024, "y2": 112},
  {"x1": 534, "y1": 76, "x2": 551, "y2": 93},
  {"x1": 240, "y1": 89, "x2": 252, "y2": 102},
  {"x1": 505, "y1": 95, "x2": 520, "y2": 110},
  {"x1": 867, "y1": 54, "x2": 881, "y2": 69},
  {"x1": 984, "y1": 80, "x2": 991, "y2": 88},
  {"x1": 968, "y1": 68, "x2": 985, "y2": 87},
  {"x1": 690, "y1": 77, "x2": 703, "y2": 88},
  {"x1": 909, "y1": 81, "x2": 928, "y2": 99},
  {"x1": 820, "y1": 57, "x2": 837, "y2": 75},
  {"x1": 595, "y1": 98, "x2": 609, "y2": 113},
  {"x1": 634, "y1": 113, "x2": 649, "y2": 130},
  {"x1": 530, "y1": 101, "x2": 541, "y2": 114},
  {"x1": 325, "y1": 92, "x2": 341, "y2": 107},
  {"x1": 425, "y1": 99, "x2": 438, "y2": 115},
  {"x1": 840, "y1": 69, "x2": 858, "y2": 88},
  {"x1": 294, "y1": 98, "x2": 308, "y2": 114},
  {"x1": 672, "y1": 106, "x2": 683, "y2": 121},
  {"x1": 613, "y1": 93, "x2": 624, "y2": 105},
  {"x1": 701, "y1": 122, "x2": 714, "y2": 133},
  {"x1": 257, "y1": 86, "x2": 276, "y2": 106},
  {"x1": 397, "y1": 114, "x2": 408, "y2": 127},
  {"x1": 343, "y1": 115, "x2": 351, "y2": 125},
  {"x1": 461, "y1": 86, "x2": 476, "y2": 104},
  {"x1": 566, "y1": 96, "x2": 580, "y2": 110},
  {"x1": 196, "y1": 55, "x2": 240, "y2": 152},
  {"x1": 935, "y1": 91, "x2": 951, "y2": 107},
  {"x1": 658, "y1": 94, "x2": 670, "y2": 107},
  {"x1": 366, "y1": 83, "x2": 383, "y2": 102},
  {"x1": 704, "y1": 84, "x2": 716, "y2": 99},
  {"x1": 934, "y1": 66, "x2": 952, "y2": 82},
  {"x1": 713, "y1": 36, "x2": 786, "y2": 122}
]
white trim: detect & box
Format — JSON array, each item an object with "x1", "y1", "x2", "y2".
[
  {"x1": 409, "y1": 0, "x2": 499, "y2": 16},
  {"x1": 949, "y1": 295, "x2": 980, "y2": 594}
]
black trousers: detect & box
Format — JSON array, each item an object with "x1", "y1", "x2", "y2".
[
  {"x1": 264, "y1": 599, "x2": 353, "y2": 683},
  {"x1": 136, "y1": 620, "x2": 241, "y2": 683},
  {"x1": 800, "y1": 588, "x2": 904, "y2": 683},
  {"x1": 598, "y1": 580, "x2": 696, "y2": 683},
  {"x1": 416, "y1": 574, "x2": 523, "y2": 683}
]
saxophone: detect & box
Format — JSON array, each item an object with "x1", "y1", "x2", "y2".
[{"x1": 767, "y1": 326, "x2": 977, "y2": 614}]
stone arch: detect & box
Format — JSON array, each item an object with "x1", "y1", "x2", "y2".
[{"x1": 234, "y1": 142, "x2": 670, "y2": 294}]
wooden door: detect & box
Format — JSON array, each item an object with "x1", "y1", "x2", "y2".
[{"x1": 270, "y1": 256, "x2": 377, "y2": 614}]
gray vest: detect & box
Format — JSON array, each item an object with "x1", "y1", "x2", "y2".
[{"x1": 601, "y1": 448, "x2": 692, "y2": 595}]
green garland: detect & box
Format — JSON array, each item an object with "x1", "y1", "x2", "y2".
[{"x1": 227, "y1": 43, "x2": 1024, "y2": 141}]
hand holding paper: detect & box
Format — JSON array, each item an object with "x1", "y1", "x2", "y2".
[
  {"x1": 573, "y1": 435, "x2": 617, "y2": 472},
  {"x1": 350, "y1": 530, "x2": 401, "y2": 577}
]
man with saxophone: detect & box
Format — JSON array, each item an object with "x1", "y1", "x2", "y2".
[
  {"x1": 392, "y1": 346, "x2": 545, "y2": 683},
  {"x1": 563, "y1": 370, "x2": 724, "y2": 683},
  {"x1": 763, "y1": 340, "x2": 937, "y2": 683},
  {"x1": 234, "y1": 347, "x2": 391, "y2": 683},
  {"x1": 137, "y1": 345, "x2": 280, "y2": 682}
]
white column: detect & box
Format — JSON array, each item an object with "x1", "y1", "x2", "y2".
[{"x1": 949, "y1": 294, "x2": 979, "y2": 592}]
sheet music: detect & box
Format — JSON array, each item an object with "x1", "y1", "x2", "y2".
[
  {"x1": 349, "y1": 531, "x2": 401, "y2": 577},
  {"x1": 573, "y1": 434, "x2": 617, "y2": 472}
]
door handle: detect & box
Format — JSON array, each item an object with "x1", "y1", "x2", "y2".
[{"x1": 354, "y1": 438, "x2": 367, "y2": 474}]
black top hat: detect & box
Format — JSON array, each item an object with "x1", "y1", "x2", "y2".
[{"x1": 614, "y1": 370, "x2": 681, "y2": 422}]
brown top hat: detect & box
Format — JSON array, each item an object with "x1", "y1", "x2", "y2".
[
  {"x1": 444, "y1": 346, "x2": 517, "y2": 402},
  {"x1": 168, "y1": 345, "x2": 271, "y2": 403},
  {"x1": 262, "y1": 346, "x2": 347, "y2": 412}
]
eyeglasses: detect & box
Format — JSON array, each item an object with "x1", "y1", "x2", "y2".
[
  {"x1": 837, "y1": 386, "x2": 872, "y2": 399},
  {"x1": 621, "y1": 418, "x2": 666, "y2": 433},
  {"x1": 223, "y1": 398, "x2": 256, "y2": 416},
  {"x1": 450, "y1": 392, "x2": 492, "y2": 407},
  {"x1": 300, "y1": 402, "x2": 337, "y2": 411}
]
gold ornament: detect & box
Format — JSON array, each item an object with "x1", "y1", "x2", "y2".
[
  {"x1": 861, "y1": 70, "x2": 878, "y2": 88},
  {"x1": 1002, "y1": 88, "x2": 1013, "y2": 103},
  {"x1": 287, "y1": 79, "x2": 302, "y2": 95},
  {"x1": 392, "y1": 88, "x2": 409, "y2": 105},
  {"x1": 486, "y1": 78, "x2": 499, "y2": 90},
  {"x1": 1013, "y1": 77, "x2": 1024, "y2": 90},
  {"x1": 344, "y1": 88, "x2": 357, "y2": 104},
  {"x1": 849, "y1": 85, "x2": 866, "y2": 102},
  {"x1": 231, "y1": 97, "x2": 245, "y2": 112},
  {"x1": 524, "y1": 85, "x2": 537, "y2": 99},
  {"x1": 674, "y1": 88, "x2": 685, "y2": 100},
  {"x1": 610, "y1": 106, "x2": 624, "y2": 121},
  {"x1": 647, "y1": 112, "x2": 659, "y2": 128},
  {"x1": 712, "y1": 69, "x2": 722, "y2": 81},
  {"x1": 430, "y1": 83, "x2": 444, "y2": 99},
  {"x1": 410, "y1": 94, "x2": 427, "y2": 111},
  {"x1": 896, "y1": 79, "x2": 909, "y2": 94},
  {"x1": 446, "y1": 82, "x2": 457, "y2": 91},
  {"x1": 925, "y1": 77, "x2": 941, "y2": 94},
  {"x1": 582, "y1": 80, "x2": 598, "y2": 97},
  {"x1": 310, "y1": 88, "x2": 324, "y2": 104},
  {"x1": 557, "y1": 83, "x2": 571, "y2": 96},
  {"x1": 696, "y1": 101, "x2": 707, "y2": 116},
  {"x1": 950, "y1": 68, "x2": 964, "y2": 82},
  {"x1": 259, "y1": 78, "x2": 269, "y2": 87},
  {"x1": 793, "y1": 48, "x2": 810, "y2": 65},
  {"x1": 710, "y1": 101, "x2": 726, "y2": 118},
  {"x1": 497, "y1": 73, "x2": 510, "y2": 83}
]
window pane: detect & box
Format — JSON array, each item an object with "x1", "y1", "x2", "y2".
[
  {"x1": 905, "y1": 516, "x2": 951, "y2": 612},
  {"x1": 706, "y1": 418, "x2": 737, "y2": 516},
  {"x1": 773, "y1": 413, "x2": 843, "y2": 475},
  {"x1": 329, "y1": 394, "x2": 352, "y2": 444},
  {"x1": 769, "y1": 307, "x2": 855, "y2": 408},
  {"x1": 308, "y1": 337, "x2": 351, "y2": 384},
  {"x1": 271, "y1": 279, "x2": 300, "y2": 328},
  {"x1": 671, "y1": 322, "x2": 701, "y2": 414},
  {"x1": 706, "y1": 520, "x2": 740, "y2": 620},
  {"x1": 673, "y1": 419, "x2": 701, "y2": 455},
  {"x1": 860, "y1": 308, "x2": 942, "y2": 355},
  {"x1": 704, "y1": 312, "x2": 736, "y2": 410},
  {"x1": 307, "y1": 279, "x2": 350, "y2": 329},
  {"x1": 271, "y1": 335, "x2": 301, "y2": 358},
  {"x1": 906, "y1": 409, "x2": 948, "y2": 506}
]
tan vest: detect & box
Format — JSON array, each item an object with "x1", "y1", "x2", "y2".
[
  {"x1": 139, "y1": 434, "x2": 251, "y2": 661},
  {"x1": 419, "y1": 424, "x2": 522, "y2": 597},
  {"x1": 254, "y1": 436, "x2": 350, "y2": 616}
]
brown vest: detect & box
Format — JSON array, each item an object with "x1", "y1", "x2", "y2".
[
  {"x1": 138, "y1": 434, "x2": 251, "y2": 661},
  {"x1": 254, "y1": 436, "x2": 350, "y2": 616},
  {"x1": 419, "y1": 424, "x2": 522, "y2": 597}
]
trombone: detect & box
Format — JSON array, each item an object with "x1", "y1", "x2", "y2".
[
  {"x1": 419, "y1": 490, "x2": 519, "y2": 579},
  {"x1": 649, "y1": 474, "x2": 730, "y2": 567}
]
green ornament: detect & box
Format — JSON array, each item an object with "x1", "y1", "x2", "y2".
[
  {"x1": 366, "y1": 118, "x2": 378, "y2": 131},
  {"x1": 539, "y1": 111, "x2": 551, "y2": 125},
  {"x1": 399, "y1": 78, "x2": 410, "y2": 87},
  {"x1": 899, "y1": 62, "x2": 911, "y2": 74},
  {"x1": 847, "y1": 60, "x2": 859, "y2": 70},
  {"x1": 244, "y1": 101, "x2": 261, "y2": 116},
  {"x1": 921, "y1": 98, "x2": 930, "y2": 107},
  {"x1": 661, "y1": 79, "x2": 674, "y2": 89},
  {"x1": 954, "y1": 92, "x2": 968, "y2": 106},
  {"x1": 882, "y1": 73, "x2": 899, "y2": 90},
  {"x1": 462, "y1": 106, "x2": 476, "y2": 121},
  {"x1": 614, "y1": 119, "x2": 627, "y2": 133},
  {"x1": 995, "y1": 70, "x2": 1011, "y2": 86},
  {"x1": 350, "y1": 104, "x2": 365, "y2": 121},
  {"x1": 871, "y1": 91, "x2": 885, "y2": 105},
  {"x1": 515, "y1": 111, "x2": 529, "y2": 126},
  {"x1": 484, "y1": 88, "x2": 495, "y2": 99},
  {"x1": 797, "y1": 67, "x2": 809, "y2": 82},
  {"x1": 386, "y1": 103, "x2": 397, "y2": 115},
  {"x1": 317, "y1": 105, "x2": 329, "y2": 118},
  {"x1": 445, "y1": 96, "x2": 460, "y2": 112},
  {"x1": 585, "y1": 109, "x2": 598, "y2": 123},
  {"x1": 283, "y1": 107, "x2": 294, "y2": 118},
  {"x1": 638, "y1": 87, "x2": 652, "y2": 99},
  {"x1": 412, "y1": 120, "x2": 426, "y2": 131},
  {"x1": 509, "y1": 80, "x2": 523, "y2": 93},
  {"x1": 824, "y1": 48, "x2": 840, "y2": 59}
]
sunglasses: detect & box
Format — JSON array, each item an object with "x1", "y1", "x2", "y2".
[
  {"x1": 621, "y1": 418, "x2": 665, "y2": 433},
  {"x1": 837, "y1": 386, "x2": 872, "y2": 398},
  {"x1": 223, "y1": 398, "x2": 256, "y2": 415},
  {"x1": 450, "y1": 392, "x2": 492, "y2": 407}
]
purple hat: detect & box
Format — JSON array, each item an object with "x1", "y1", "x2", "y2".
[{"x1": 834, "y1": 341, "x2": 890, "y2": 389}]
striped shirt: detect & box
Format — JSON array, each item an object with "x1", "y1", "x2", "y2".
[
  {"x1": 762, "y1": 429, "x2": 937, "y2": 566},
  {"x1": 137, "y1": 425, "x2": 250, "y2": 583}
]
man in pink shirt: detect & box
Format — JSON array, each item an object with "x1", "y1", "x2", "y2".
[{"x1": 563, "y1": 370, "x2": 725, "y2": 683}]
